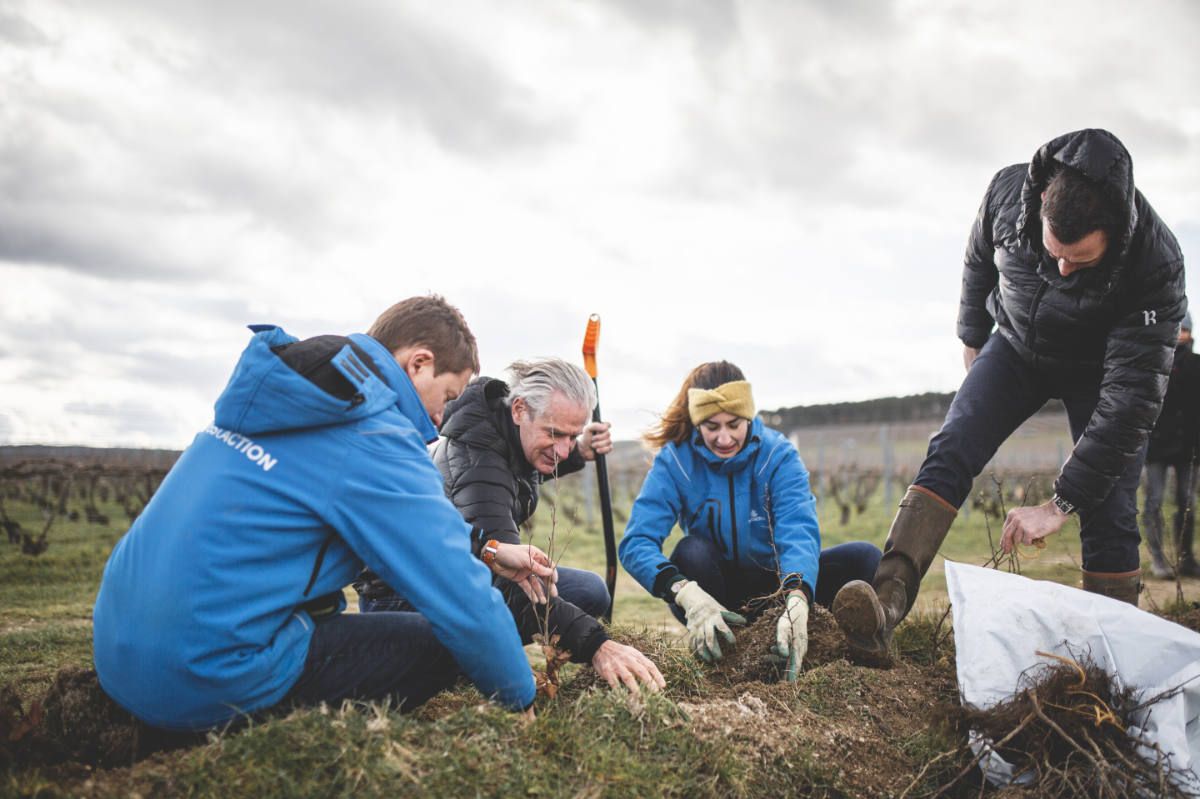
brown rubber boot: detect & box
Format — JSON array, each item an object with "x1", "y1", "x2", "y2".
[
  {"x1": 833, "y1": 486, "x2": 957, "y2": 654},
  {"x1": 1081, "y1": 569, "x2": 1141, "y2": 607}
]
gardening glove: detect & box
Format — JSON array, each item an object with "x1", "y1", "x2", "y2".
[
  {"x1": 674, "y1": 580, "x2": 747, "y2": 663},
  {"x1": 769, "y1": 591, "x2": 809, "y2": 681}
]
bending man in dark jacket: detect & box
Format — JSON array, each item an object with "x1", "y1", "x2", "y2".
[
  {"x1": 835, "y1": 128, "x2": 1187, "y2": 654},
  {"x1": 1142, "y1": 313, "x2": 1200, "y2": 578},
  {"x1": 357, "y1": 357, "x2": 664, "y2": 692}
]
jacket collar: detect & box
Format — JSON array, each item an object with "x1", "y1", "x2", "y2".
[{"x1": 349, "y1": 334, "x2": 438, "y2": 444}]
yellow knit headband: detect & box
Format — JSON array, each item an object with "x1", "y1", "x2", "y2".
[{"x1": 687, "y1": 380, "x2": 755, "y2": 426}]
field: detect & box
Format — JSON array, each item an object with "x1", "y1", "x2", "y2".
[{"x1": 3, "y1": 436, "x2": 1200, "y2": 797}]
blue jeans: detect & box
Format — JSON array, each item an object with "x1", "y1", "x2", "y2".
[
  {"x1": 282, "y1": 611, "x2": 463, "y2": 713},
  {"x1": 666, "y1": 534, "x2": 882, "y2": 623},
  {"x1": 915, "y1": 333, "x2": 1146, "y2": 573},
  {"x1": 360, "y1": 566, "x2": 609, "y2": 646}
]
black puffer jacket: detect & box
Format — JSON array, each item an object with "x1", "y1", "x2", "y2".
[
  {"x1": 957, "y1": 128, "x2": 1186, "y2": 511},
  {"x1": 1147, "y1": 344, "x2": 1200, "y2": 464},
  {"x1": 358, "y1": 377, "x2": 607, "y2": 662},
  {"x1": 433, "y1": 378, "x2": 586, "y2": 551}
]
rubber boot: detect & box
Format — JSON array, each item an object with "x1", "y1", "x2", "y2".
[
  {"x1": 833, "y1": 486, "x2": 957, "y2": 654},
  {"x1": 1081, "y1": 569, "x2": 1141, "y2": 607}
]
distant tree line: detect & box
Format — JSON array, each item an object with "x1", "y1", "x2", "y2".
[{"x1": 762, "y1": 392, "x2": 1065, "y2": 429}]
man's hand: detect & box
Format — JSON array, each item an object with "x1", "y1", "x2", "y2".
[
  {"x1": 489, "y1": 543, "x2": 559, "y2": 604},
  {"x1": 1001, "y1": 500, "x2": 1069, "y2": 553},
  {"x1": 674, "y1": 581, "x2": 747, "y2": 662},
  {"x1": 769, "y1": 591, "x2": 809, "y2": 682},
  {"x1": 578, "y1": 421, "x2": 613, "y2": 462},
  {"x1": 591, "y1": 640, "x2": 666, "y2": 693},
  {"x1": 963, "y1": 345, "x2": 981, "y2": 371}
]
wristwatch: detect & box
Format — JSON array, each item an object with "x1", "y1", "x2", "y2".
[
  {"x1": 1051, "y1": 494, "x2": 1076, "y2": 516},
  {"x1": 481, "y1": 539, "x2": 501, "y2": 566}
]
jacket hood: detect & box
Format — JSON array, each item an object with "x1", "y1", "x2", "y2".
[
  {"x1": 212, "y1": 326, "x2": 437, "y2": 442},
  {"x1": 440, "y1": 377, "x2": 513, "y2": 456},
  {"x1": 1017, "y1": 128, "x2": 1138, "y2": 288}
]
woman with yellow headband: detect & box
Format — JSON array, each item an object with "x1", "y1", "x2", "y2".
[{"x1": 619, "y1": 361, "x2": 881, "y2": 679}]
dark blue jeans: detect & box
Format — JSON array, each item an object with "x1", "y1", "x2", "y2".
[
  {"x1": 283, "y1": 611, "x2": 463, "y2": 713},
  {"x1": 667, "y1": 534, "x2": 882, "y2": 623},
  {"x1": 360, "y1": 566, "x2": 609, "y2": 646},
  {"x1": 915, "y1": 333, "x2": 1146, "y2": 573}
]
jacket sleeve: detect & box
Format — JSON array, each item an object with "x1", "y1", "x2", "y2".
[
  {"x1": 499, "y1": 581, "x2": 609, "y2": 664},
  {"x1": 957, "y1": 172, "x2": 1002, "y2": 348},
  {"x1": 618, "y1": 450, "x2": 684, "y2": 598},
  {"x1": 1055, "y1": 256, "x2": 1186, "y2": 510},
  {"x1": 765, "y1": 447, "x2": 822, "y2": 600},
  {"x1": 325, "y1": 431, "x2": 535, "y2": 711}
]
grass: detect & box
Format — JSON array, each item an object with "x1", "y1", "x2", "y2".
[{"x1": 3, "y1": 462, "x2": 1200, "y2": 797}]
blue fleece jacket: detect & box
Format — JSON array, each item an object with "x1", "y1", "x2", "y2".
[
  {"x1": 619, "y1": 419, "x2": 821, "y2": 599},
  {"x1": 93, "y1": 326, "x2": 535, "y2": 730}
]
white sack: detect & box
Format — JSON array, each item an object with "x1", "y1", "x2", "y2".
[{"x1": 944, "y1": 560, "x2": 1200, "y2": 789}]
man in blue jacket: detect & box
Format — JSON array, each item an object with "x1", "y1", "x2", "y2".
[{"x1": 93, "y1": 295, "x2": 547, "y2": 731}]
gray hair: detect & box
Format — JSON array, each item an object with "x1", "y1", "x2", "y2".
[{"x1": 505, "y1": 357, "x2": 597, "y2": 418}]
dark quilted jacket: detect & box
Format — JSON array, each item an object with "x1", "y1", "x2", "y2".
[
  {"x1": 1147, "y1": 344, "x2": 1200, "y2": 464},
  {"x1": 359, "y1": 377, "x2": 607, "y2": 662},
  {"x1": 957, "y1": 128, "x2": 1187, "y2": 511}
]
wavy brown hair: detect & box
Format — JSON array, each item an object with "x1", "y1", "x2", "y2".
[{"x1": 643, "y1": 361, "x2": 746, "y2": 450}]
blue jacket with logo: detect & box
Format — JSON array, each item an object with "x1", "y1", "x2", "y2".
[
  {"x1": 93, "y1": 326, "x2": 536, "y2": 730},
  {"x1": 619, "y1": 418, "x2": 821, "y2": 600}
]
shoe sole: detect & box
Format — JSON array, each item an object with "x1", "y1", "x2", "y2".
[{"x1": 832, "y1": 580, "x2": 891, "y2": 655}]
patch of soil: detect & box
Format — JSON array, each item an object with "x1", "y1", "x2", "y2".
[
  {"x1": 711, "y1": 601, "x2": 892, "y2": 685},
  {"x1": 678, "y1": 655, "x2": 961, "y2": 796},
  {"x1": 1, "y1": 667, "x2": 202, "y2": 770}
]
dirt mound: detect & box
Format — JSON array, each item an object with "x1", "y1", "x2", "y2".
[
  {"x1": 710, "y1": 600, "x2": 892, "y2": 684},
  {"x1": 1, "y1": 667, "x2": 204, "y2": 770},
  {"x1": 40, "y1": 667, "x2": 142, "y2": 767}
]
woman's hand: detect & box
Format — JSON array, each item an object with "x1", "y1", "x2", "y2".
[
  {"x1": 673, "y1": 581, "x2": 747, "y2": 662},
  {"x1": 769, "y1": 590, "x2": 809, "y2": 681}
]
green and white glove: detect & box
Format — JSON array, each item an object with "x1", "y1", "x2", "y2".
[
  {"x1": 673, "y1": 580, "x2": 747, "y2": 663},
  {"x1": 769, "y1": 591, "x2": 809, "y2": 681}
]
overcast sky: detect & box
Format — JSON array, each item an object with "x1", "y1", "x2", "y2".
[{"x1": 2, "y1": 0, "x2": 1198, "y2": 448}]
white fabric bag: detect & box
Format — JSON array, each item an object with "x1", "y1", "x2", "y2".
[{"x1": 944, "y1": 560, "x2": 1200, "y2": 790}]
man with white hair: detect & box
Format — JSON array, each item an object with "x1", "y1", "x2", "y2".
[{"x1": 356, "y1": 357, "x2": 664, "y2": 692}]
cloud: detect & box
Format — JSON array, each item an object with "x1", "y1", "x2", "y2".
[
  {"x1": 62, "y1": 400, "x2": 186, "y2": 440},
  {"x1": 2, "y1": 0, "x2": 1197, "y2": 448},
  {"x1": 98, "y1": 0, "x2": 570, "y2": 157},
  {"x1": 0, "y1": 6, "x2": 48, "y2": 47}
]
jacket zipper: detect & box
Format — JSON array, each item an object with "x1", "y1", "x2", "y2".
[
  {"x1": 1024, "y1": 282, "x2": 1048, "y2": 352},
  {"x1": 303, "y1": 532, "x2": 336, "y2": 597},
  {"x1": 727, "y1": 474, "x2": 739, "y2": 568}
]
